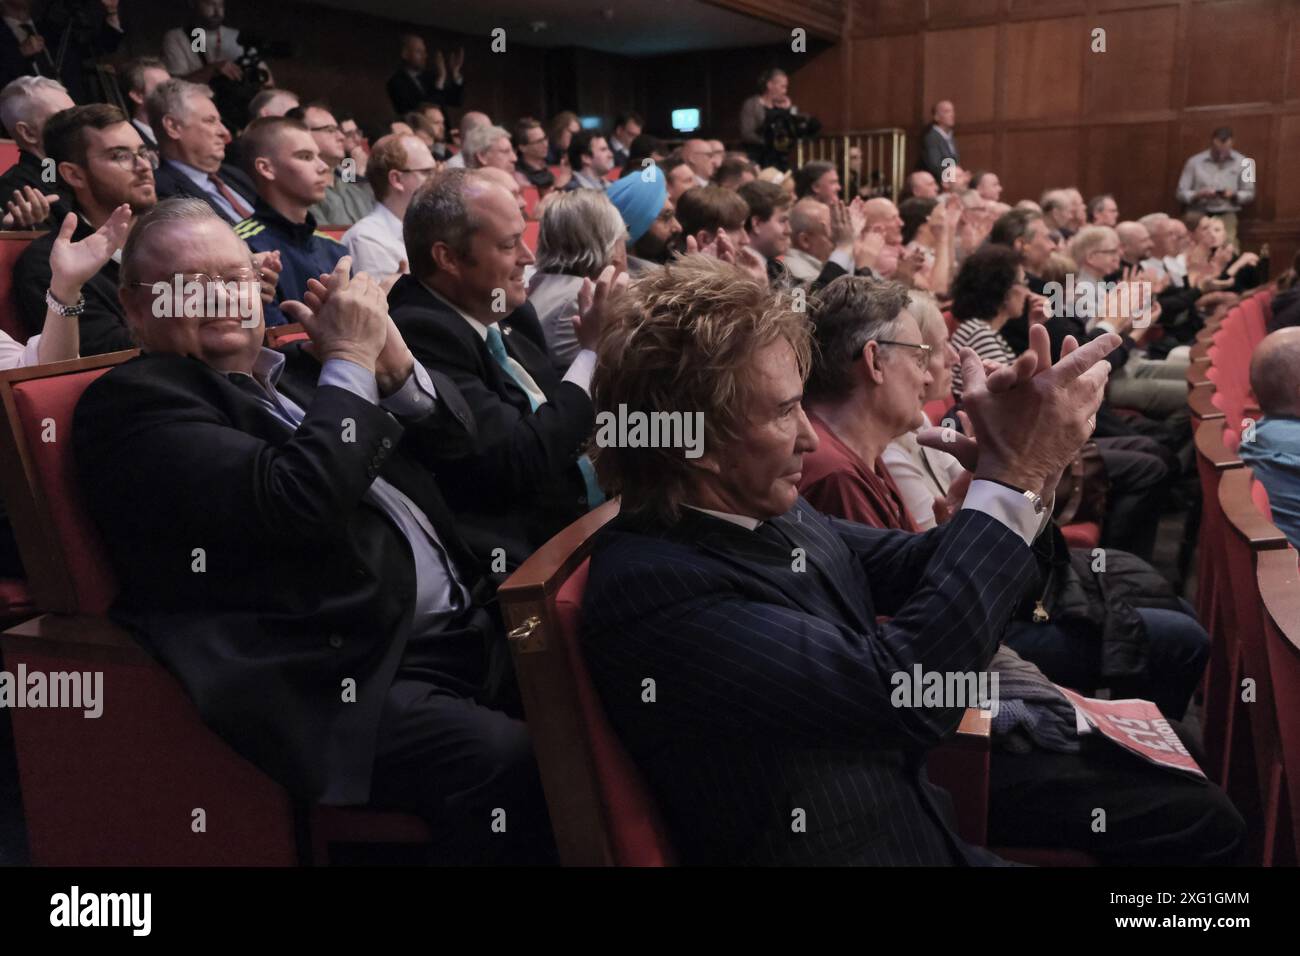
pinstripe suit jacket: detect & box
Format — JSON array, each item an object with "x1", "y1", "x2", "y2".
[{"x1": 581, "y1": 498, "x2": 1037, "y2": 865}]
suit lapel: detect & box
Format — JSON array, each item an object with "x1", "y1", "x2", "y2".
[
  {"x1": 768, "y1": 503, "x2": 877, "y2": 632},
  {"x1": 669, "y1": 505, "x2": 871, "y2": 629}
]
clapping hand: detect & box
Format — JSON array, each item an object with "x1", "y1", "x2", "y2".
[
  {"x1": 917, "y1": 323, "x2": 1119, "y2": 502},
  {"x1": 1, "y1": 186, "x2": 59, "y2": 229},
  {"x1": 573, "y1": 264, "x2": 629, "y2": 351}
]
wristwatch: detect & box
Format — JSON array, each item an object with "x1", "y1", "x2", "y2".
[
  {"x1": 983, "y1": 477, "x2": 1046, "y2": 515},
  {"x1": 45, "y1": 288, "x2": 86, "y2": 317}
]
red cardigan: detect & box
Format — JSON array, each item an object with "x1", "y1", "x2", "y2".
[{"x1": 799, "y1": 413, "x2": 919, "y2": 533}]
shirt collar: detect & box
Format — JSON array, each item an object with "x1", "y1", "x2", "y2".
[
  {"x1": 682, "y1": 504, "x2": 761, "y2": 531},
  {"x1": 421, "y1": 281, "x2": 491, "y2": 340},
  {"x1": 374, "y1": 201, "x2": 403, "y2": 233},
  {"x1": 221, "y1": 347, "x2": 286, "y2": 394},
  {"x1": 170, "y1": 158, "x2": 217, "y2": 188}
]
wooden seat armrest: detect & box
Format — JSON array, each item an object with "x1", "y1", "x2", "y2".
[{"x1": 2, "y1": 613, "x2": 151, "y2": 667}]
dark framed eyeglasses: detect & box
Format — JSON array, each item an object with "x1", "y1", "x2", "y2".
[
  {"x1": 102, "y1": 146, "x2": 158, "y2": 171},
  {"x1": 308, "y1": 124, "x2": 341, "y2": 135},
  {"x1": 398, "y1": 167, "x2": 437, "y2": 177}
]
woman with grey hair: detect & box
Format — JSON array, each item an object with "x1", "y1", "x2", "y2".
[{"x1": 528, "y1": 188, "x2": 627, "y2": 372}]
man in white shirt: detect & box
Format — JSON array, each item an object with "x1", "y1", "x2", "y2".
[
  {"x1": 343, "y1": 133, "x2": 434, "y2": 278},
  {"x1": 681, "y1": 139, "x2": 713, "y2": 188}
]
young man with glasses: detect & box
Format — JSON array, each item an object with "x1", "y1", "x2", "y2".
[
  {"x1": 512, "y1": 117, "x2": 553, "y2": 191},
  {"x1": 233, "y1": 116, "x2": 346, "y2": 326},
  {"x1": 342, "y1": 132, "x2": 435, "y2": 279},
  {"x1": 14, "y1": 104, "x2": 159, "y2": 355}
]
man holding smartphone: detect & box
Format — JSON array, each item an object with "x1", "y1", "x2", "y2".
[{"x1": 1176, "y1": 126, "x2": 1255, "y2": 244}]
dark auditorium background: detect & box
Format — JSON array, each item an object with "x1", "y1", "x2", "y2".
[{"x1": 116, "y1": 0, "x2": 1300, "y2": 265}]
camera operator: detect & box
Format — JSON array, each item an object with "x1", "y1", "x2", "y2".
[
  {"x1": 162, "y1": 0, "x2": 282, "y2": 132},
  {"x1": 739, "y1": 67, "x2": 818, "y2": 172}
]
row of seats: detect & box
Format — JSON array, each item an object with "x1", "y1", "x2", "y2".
[
  {"x1": 1187, "y1": 289, "x2": 1300, "y2": 865},
  {"x1": 0, "y1": 348, "x2": 1072, "y2": 865}
]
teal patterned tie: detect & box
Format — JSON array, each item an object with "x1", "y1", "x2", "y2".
[{"x1": 484, "y1": 325, "x2": 604, "y2": 507}]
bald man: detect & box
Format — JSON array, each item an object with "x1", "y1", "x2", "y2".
[
  {"x1": 388, "y1": 168, "x2": 604, "y2": 566},
  {"x1": 905, "y1": 170, "x2": 939, "y2": 199},
  {"x1": 1240, "y1": 328, "x2": 1300, "y2": 548},
  {"x1": 445, "y1": 110, "x2": 490, "y2": 169}
]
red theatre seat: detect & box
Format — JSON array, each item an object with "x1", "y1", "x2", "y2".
[
  {"x1": 500, "y1": 500, "x2": 677, "y2": 865},
  {"x1": 317, "y1": 225, "x2": 347, "y2": 243},
  {"x1": 265, "y1": 322, "x2": 310, "y2": 348},
  {"x1": 1193, "y1": 418, "x2": 1244, "y2": 781},
  {"x1": 0, "y1": 230, "x2": 45, "y2": 345},
  {"x1": 0, "y1": 353, "x2": 428, "y2": 864},
  {"x1": 1216, "y1": 467, "x2": 1290, "y2": 864},
  {"x1": 0, "y1": 139, "x2": 18, "y2": 171},
  {"x1": 1259, "y1": 546, "x2": 1300, "y2": 865},
  {"x1": 523, "y1": 218, "x2": 541, "y2": 255},
  {"x1": 521, "y1": 185, "x2": 541, "y2": 219},
  {"x1": 500, "y1": 501, "x2": 1079, "y2": 863}
]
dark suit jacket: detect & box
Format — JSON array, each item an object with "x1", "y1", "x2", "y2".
[
  {"x1": 388, "y1": 275, "x2": 592, "y2": 568},
  {"x1": 73, "y1": 345, "x2": 481, "y2": 804},
  {"x1": 766, "y1": 255, "x2": 867, "y2": 293},
  {"x1": 153, "y1": 159, "x2": 258, "y2": 226},
  {"x1": 385, "y1": 68, "x2": 464, "y2": 116},
  {"x1": 14, "y1": 212, "x2": 132, "y2": 355},
  {"x1": 0, "y1": 148, "x2": 72, "y2": 226},
  {"x1": 919, "y1": 124, "x2": 960, "y2": 180},
  {"x1": 581, "y1": 500, "x2": 1036, "y2": 865}
]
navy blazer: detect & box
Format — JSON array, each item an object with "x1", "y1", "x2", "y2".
[
  {"x1": 581, "y1": 499, "x2": 1037, "y2": 865},
  {"x1": 919, "y1": 125, "x2": 960, "y2": 180},
  {"x1": 153, "y1": 159, "x2": 258, "y2": 226},
  {"x1": 388, "y1": 275, "x2": 593, "y2": 569},
  {"x1": 73, "y1": 345, "x2": 481, "y2": 805}
]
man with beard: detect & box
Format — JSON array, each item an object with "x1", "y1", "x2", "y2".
[
  {"x1": 14, "y1": 104, "x2": 156, "y2": 354},
  {"x1": 607, "y1": 167, "x2": 681, "y2": 271}
]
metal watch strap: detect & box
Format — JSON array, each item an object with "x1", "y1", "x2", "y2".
[{"x1": 45, "y1": 288, "x2": 86, "y2": 316}]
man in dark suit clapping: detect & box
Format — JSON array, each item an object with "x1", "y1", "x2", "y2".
[
  {"x1": 581, "y1": 255, "x2": 1122, "y2": 865},
  {"x1": 386, "y1": 33, "x2": 463, "y2": 118},
  {"x1": 74, "y1": 198, "x2": 555, "y2": 864},
  {"x1": 389, "y1": 167, "x2": 618, "y2": 570}
]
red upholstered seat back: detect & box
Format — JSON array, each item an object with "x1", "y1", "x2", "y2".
[
  {"x1": 1259, "y1": 547, "x2": 1300, "y2": 863},
  {"x1": 0, "y1": 233, "x2": 39, "y2": 343},
  {"x1": 1241, "y1": 296, "x2": 1267, "y2": 350},
  {"x1": 11, "y1": 368, "x2": 118, "y2": 613},
  {"x1": 521, "y1": 185, "x2": 541, "y2": 219},
  {"x1": 553, "y1": 558, "x2": 677, "y2": 865},
  {"x1": 522, "y1": 219, "x2": 541, "y2": 255},
  {"x1": 0, "y1": 140, "x2": 19, "y2": 170}
]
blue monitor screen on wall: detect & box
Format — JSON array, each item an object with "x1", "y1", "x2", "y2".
[{"x1": 671, "y1": 108, "x2": 701, "y2": 133}]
